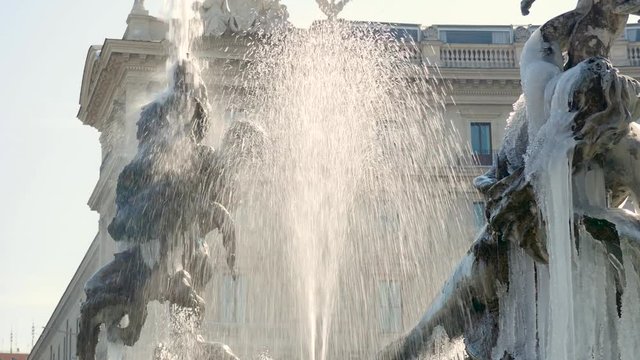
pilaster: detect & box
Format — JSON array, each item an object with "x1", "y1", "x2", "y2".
[
  {"x1": 421, "y1": 40, "x2": 443, "y2": 67},
  {"x1": 123, "y1": 13, "x2": 167, "y2": 42}
]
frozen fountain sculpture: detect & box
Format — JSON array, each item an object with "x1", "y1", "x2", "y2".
[
  {"x1": 75, "y1": 0, "x2": 276, "y2": 358},
  {"x1": 76, "y1": 59, "x2": 244, "y2": 360},
  {"x1": 379, "y1": 0, "x2": 640, "y2": 359}
]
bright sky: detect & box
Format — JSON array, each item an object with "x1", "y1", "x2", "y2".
[{"x1": 0, "y1": 0, "x2": 606, "y2": 353}]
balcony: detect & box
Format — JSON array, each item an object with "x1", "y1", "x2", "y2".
[
  {"x1": 628, "y1": 43, "x2": 640, "y2": 66},
  {"x1": 419, "y1": 24, "x2": 640, "y2": 69},
  {"x1": 440, "y1": 44, "x2": 517, "y2": 68}
]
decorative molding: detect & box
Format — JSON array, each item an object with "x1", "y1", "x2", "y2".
[
  {"x1": 79, "y1": 40, "x2": 167, "y2": 130},
  {"x1": 131, "y1": 0, "x2": 147, "y2": 15}
]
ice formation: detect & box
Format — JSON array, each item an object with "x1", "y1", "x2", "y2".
[{"x1": 379, "y1": 0, "x2": 640, "y2": 359}]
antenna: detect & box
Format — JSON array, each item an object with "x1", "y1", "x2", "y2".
[
  {"x1": 10, "y1": 327, "x2": 13, "y2": 353},
  {"x1": 32, "y1": 322, "x2": 35, "y2": 349}
]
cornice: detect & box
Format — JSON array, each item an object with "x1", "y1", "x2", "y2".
[
  {"x1": 78, "y1": 46, "x2": 102, "y2": 111},
  {"x1": 87, "y1": 152, "x2": 127, "y2": 213},
  {"x1": 78, "y1": 39, "x2": 167, "y2": 130},
  {"x1": 434, "y1": 67, "x2": 521, "y2": 80},
  {"x1": 29, "y1": 237, "x2": 100, "y2": 359}
]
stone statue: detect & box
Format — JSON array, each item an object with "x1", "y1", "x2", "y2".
[
  {"x1": 378, "y1": 1, "x2": 640, "y2": 359},
  {"x1": 76, "y1": 60, "x2": 263, "y2": 360},
  {"x1": 200, "y1": 0, "x2": 231, "y2": 36},
  {"x1": 199, "y1": 0, "x2": 289, "y2": 36},
  {"x1": 131, "y1": 0, "x2": 147, "y2": 15},
  {"x1": 521, "y1": 0, "x2": 640, "y2": 69},
  {"x1": 315, "y1": 0, "x2": 352, "y2": 19}
]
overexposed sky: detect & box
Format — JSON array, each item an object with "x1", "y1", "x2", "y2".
[{"x1": 0, "y1": 0, "x2": 603, "y2": 353}]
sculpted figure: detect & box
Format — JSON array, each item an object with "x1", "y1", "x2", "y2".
[
  {"x1": 379, "y1": 1, "x2": 640, "y2": 359},
  {"x1": 201, "y1": 0, "x2": 231, "y2": 36},
  {"x1": 521, "y1": 0, "x2": 640, "y2": 69},
  {"x1": 380, "y1": 57, "x2": 640, "y2": 360},
  {"x1": 478, "y1": 0, "x2": 640, "y2": 192},
  {"x1": 315, "y1": 0, "x2": 352, "y2": 19},
  {"x1": 77, "y1": 61, "x2": 252, "y2": 360},
  {"x1": 199, "y1": 0, "x2": 288, "y2": 36}
]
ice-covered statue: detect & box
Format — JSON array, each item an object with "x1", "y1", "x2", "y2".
[
  {"x1": 379, "y1": 0, "x2": 640, "y2": 359},
  {"x1": 199, "y1": 0, "x2": 289, "y2": 36},
  {"x1": 76, "y1": 59, "x2": 264, "y2": 360}
]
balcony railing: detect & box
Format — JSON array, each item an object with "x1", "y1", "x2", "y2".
[
  {"x1": 628, "y1": 43, "x2": 640, "y2": 66},
  {"x1": 457, "y1": 151, "x2": 499, "y2": 167},
  {"x1": 440, "y1": 44, "x2": 516, "y2": 68}
]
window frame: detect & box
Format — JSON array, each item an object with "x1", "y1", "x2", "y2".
[
  {"x1": 470, "y1": 122, "x2": 493, "y2": 166},
  {"x1": 438, "y1": 27, "x2": 513, "y2": 44}
]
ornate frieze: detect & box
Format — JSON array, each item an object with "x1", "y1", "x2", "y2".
[
  {"x1": 423, "y1": 26, "x2": 438, "y2": 41},
  {"x1": 200, "y1": 0, "x2": 289, "y2": 36}
]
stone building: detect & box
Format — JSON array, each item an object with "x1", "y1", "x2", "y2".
[
  {"x1": 28, "y1": 2, "x2": 640, "y2": 360},
  {"x1": 0, "y1": 353, "x2": 29, "y2": 360}
]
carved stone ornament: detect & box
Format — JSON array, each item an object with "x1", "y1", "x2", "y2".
[
  {"x1": 200, "y1": 0, "x2": 289, "y2": 36},
  {"x1": 423, "y1": 26, "x2": 438, "y2": 41},
  {"x1": 514, "y1": 25, "x2": 531, "y2": 43}
]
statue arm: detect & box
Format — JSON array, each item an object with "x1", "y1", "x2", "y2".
[
  {"x1": 521, "y1": 0, "x2": 536, "y2": 15},
  {"x1": 377, "y1": 236, "x2": 503, "y2": 360},
  {"x1": 377, "y1": 253, "x2": 475, "y2": 359}
]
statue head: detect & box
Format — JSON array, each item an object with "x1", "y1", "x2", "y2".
[
  {"x1": 136, "y1": 60, "x2": 209, "y2": 144},
  {"x1": 567, "y1": 57, "x2": 631, "y2": 162}
]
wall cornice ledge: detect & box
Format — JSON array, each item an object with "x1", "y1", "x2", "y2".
[
  {"x1": 78, "y1": 39, "x2": 167, "y2": 130},
  {"x1": 29, "y1": 237, "x2": 100, "y2": 360}
]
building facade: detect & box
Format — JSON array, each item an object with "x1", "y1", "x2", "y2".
[
  {"x1": 29, "y1": 3, "x2": 640, "y2": 360},
  {"x1": 1, "y1": 353, "x2": 29, "y2": 360}
]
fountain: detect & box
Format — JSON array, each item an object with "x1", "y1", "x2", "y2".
[
  {"x1": 77, "y1": 1, "x2": 251, "y2": 359},
  {"x1": 78, "y1": 0, "x2": 470, "y2": 357},
  {"x1": 77, "y1": 0, "x2": 640, "y2": 359},
  {"x1": 233, "y1": 17, "x2": 468, "y2": 358}
]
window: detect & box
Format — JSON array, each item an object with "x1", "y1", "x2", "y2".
[
  {"x1": 440, "y1": 30, "x2": 511, "y2": 44},
  {"x1": 378, "y1": 280, "x2": 402, "y2": 334},
  {"x1": 379, "y1": 206, "x2": 400, "y2": 235},
  {"x1": 353, "y1": 22, "x2": 421, "y2": 43},
  {"x1": 473, "y1": 201, "x2": 486, "y2": 230},
  {"x1": 389, "y1": 26, "x2": 421, "y2": 42},
  {"x1": 219, "y1": 274, "x2": 247, "y2": 324},
  {"x1": 627, "y1": 28, "x2": 640, "y2": 42},
  {"x1": 470, "y1": 122, "x2": 493, "y2": 166}
]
